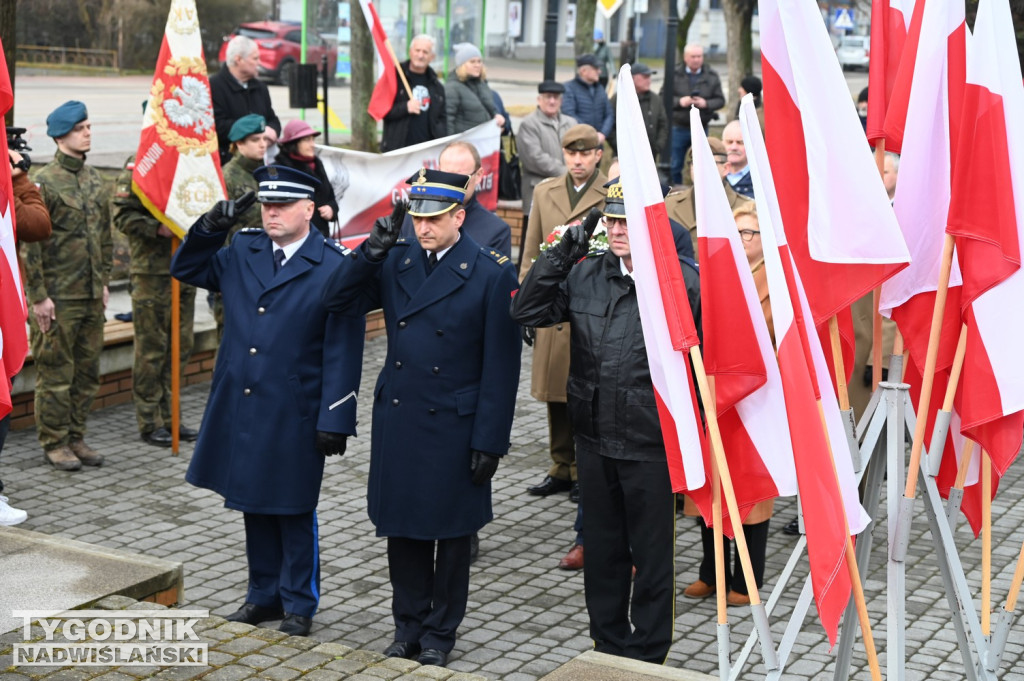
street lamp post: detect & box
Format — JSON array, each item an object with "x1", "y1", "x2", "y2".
[{"x1": 544, "y1": 0, "x2": 561, "y2": 81}]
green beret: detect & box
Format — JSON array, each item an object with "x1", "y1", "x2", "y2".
[{"x1": 229, "y1": 114, "x2": 267, "y2": 142}]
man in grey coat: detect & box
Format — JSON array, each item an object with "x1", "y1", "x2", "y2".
[{"x1": 518, "y1": 81, "x2": 578, "y2": 215}]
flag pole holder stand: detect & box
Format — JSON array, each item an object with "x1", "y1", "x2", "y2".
[{"x1": 726, "y1": 374, "x2": 1002, "y2": 680}]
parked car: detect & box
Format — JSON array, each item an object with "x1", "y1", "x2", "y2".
[
  {"x1": 836, "y1": 35, "x2": 870, "y2": 71},
  {"x1": 219, "y1": 21, "x2": 337, "y2": 86}
]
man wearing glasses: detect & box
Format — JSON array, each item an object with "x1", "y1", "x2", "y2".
[{"x1": 511, "y1": 179, "x2": 700, "y2": 663}]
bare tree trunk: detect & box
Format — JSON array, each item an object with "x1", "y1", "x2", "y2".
[
  {"x1": 676, "y1": 0, "x2": 699, "y2": 62},
  {"x1": 1, "y1": 0, "x2": 15, "y2": 126},
  {"x1": 721, "y1": 0, "x2": 753, "y2": 118},
  {"x1": 574, "y1": 0, "x2": 596, "y2": 56},
  {"x1": 350, "y1": 0, "x2": 378, "y2": 152}
]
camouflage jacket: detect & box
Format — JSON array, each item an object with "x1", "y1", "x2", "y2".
[
  {"x1": 112, "y1": 155, "x2": 175, "y2": 276},
  {"x1": 221, "y1": 152, "x2": 263, "y2": 242},
  {"x1": 23, "y1": 150, "x2": 112, "y2": 303}
]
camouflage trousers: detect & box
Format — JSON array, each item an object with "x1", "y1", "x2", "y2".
[
  {"x1": 130, "y1": 274, "x2": 196, "y2": 434},
  {"x1": 29, "y1": 298, "x2": 105, "y2": 451}
]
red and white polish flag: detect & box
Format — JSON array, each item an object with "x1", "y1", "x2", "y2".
[
  {"x1": 741, "y1": 95, "x2": 869, "y2": 647},
  {"x1": 867, "y1": 0, "x2": 916, "y2": 146},
  {"x1": 133, "y1": 0, "x2": 226, "y2": 238},
  {"x1": 947, "y1": 0, "x2": 1024, "y2": 478},
  {"x1": 760, "y1": 0, "x2": 911, "y2": 388},
  {"x1": 358, "y1": 0, "x2": 399, "y2": 122},
  {"x1": 615, "y1": 65, "x2": 707, "y2": 492},
  {"x1": 0, "y1": 40, "x2": 28, "y2": 420},
  {"x1": 689, "y1": 107, "x2": 797, "y2": 535}
]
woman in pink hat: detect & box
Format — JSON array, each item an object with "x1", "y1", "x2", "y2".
[{"x1": 274, "y1": 119, "x2": 339, "y2": 237}]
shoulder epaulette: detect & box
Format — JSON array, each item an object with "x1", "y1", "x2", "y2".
[
  {"x1": 238, "y1": 227, "x2": 264, "y2": 235},
  {"x1": 326, "y1": 239, "x2": 351, "y2": 255},
  {"x1": 537, "y1": 176, "x2": 558, "y2": 186},
  {"x1": 480, "y1": 248, "x2": 510, "y2": 265},
  {"x1": 396, "y1": 237, "x2": 409, "y2": 243}
]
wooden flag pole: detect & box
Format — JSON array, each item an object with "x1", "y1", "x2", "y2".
[
  {"x1": 815, "y1": 402, "x2": 883, "y2": 681},
  {"x1": 383, "y1": 39, "x2": 414, "y2": 100},
  {"x1": 952, "y1": 440, "x2": 976, "y2": 491},
  {"x1": 707, "y1": 378, "x2": 729, "y2": 630},
  {"x1": 892, "y1": 233, "x2": 955, "y2": 561},
  {"x1": 171, "y1": 236, "x2": 181, "y2": 455},
  {"x1": 688, "y1": 346, "x2": 779, "y2": 670},
  {"x1": 982, "y1": 450, "x2": 992, "y2": 636},
  {"x1": 828, "y1": 316, "x2": 851, "y2": 411},
  {"x1": 1003, "y1": 535, "x2": 1024, "y2": 613}
]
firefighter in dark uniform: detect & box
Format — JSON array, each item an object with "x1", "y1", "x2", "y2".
[
  {"x1": 170, "y1": 166, "x2": 365, "y2": 637},
  {"x1": 322, "y1": 169, "x2": 521, "y2": 668}
]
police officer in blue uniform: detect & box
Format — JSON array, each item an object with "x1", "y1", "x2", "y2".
[
  {"x1": 171, "y1": 166, "x2": 364, "y2": 637},
  {"x1": 322, "y1": 168, "x2": 521, "y2": 668}
]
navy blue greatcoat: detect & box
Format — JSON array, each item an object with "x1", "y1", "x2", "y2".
[
  {"x1": 171, "y1": 226, "x2": 364, "y2": 514},
  {"x1": 322, "y1": 233, "x2": 521, "y2": 539}
]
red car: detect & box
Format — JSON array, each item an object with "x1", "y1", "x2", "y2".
[{"x1": 219, "y1": 21, "x2": 337, "y2": 85}]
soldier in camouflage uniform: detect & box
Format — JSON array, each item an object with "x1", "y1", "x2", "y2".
[
  {"x1": 211, "y1": 113, "x2": 266, "y2": 340},
  {"x1": 112, "y1": 155, "x2": 199, "y2": 447},
  {"x1": 21, "y1": 101, "x2": 111, "y2": 471}
]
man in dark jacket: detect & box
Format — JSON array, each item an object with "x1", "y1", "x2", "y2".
[
  {"x1": 666, "y1": 44, "x2": 724, "y2": 185},
  {"x1": 381, "y1": 35, "x2": 447, "y2": 152},
  {"x1": 562, "y1": 54, "x2": 614, "y2": 143},
  {"x1": 610, "y1": 63, "x2": 668, "y2": 162},
  {"x1": 399, "y1": 141, "x2": 512, "y2": 256},
  {"x1": 322, "y1": 169, "x2": 521, "y2": 668},
  {"x1": 511, "y1": 179, "x2": 700, "y2": 664},
  {"x1": 171, "y1": 166, "x2": 364, "y2": 638},
  {"x1": 210, "y1": 36, "x2": 282, "y2": 166}
]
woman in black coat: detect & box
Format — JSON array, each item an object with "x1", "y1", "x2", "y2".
[{"x1": 274, "y1": 119, "x2": 339, "y2": 237}]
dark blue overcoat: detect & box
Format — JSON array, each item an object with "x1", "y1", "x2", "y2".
[
  {"x1": 171, "y1": 226, "x2": 364, "y2": 514},
  {"x1": 323, "y1": 233, "x2": 521, "y2": 539}
]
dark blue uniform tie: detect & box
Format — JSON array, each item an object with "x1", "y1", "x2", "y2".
[{"x1": 274, "y1": 249, "x2": 286, "y2": 273}]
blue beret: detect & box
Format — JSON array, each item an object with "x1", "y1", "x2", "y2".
[
  {"x1": 254, "y1": 165, "x2": 321, "y2": 203},
  {"x1": 229, "y1": 114, "x2": 266, "y2": 143},
  {"x1": 46, "y1": 101, "x2": 88, "y2": 138}
]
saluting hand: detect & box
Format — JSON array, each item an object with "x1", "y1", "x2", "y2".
[
  {"x1": 199, "y1": 191, "x2": 257, "y2": 233},
  {"x1": 364, "y1": 200, "x2": 408, "y2": 262}
]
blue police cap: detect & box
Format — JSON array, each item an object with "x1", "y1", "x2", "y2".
[
  {"x1": 405, "y1": 168, "x2": 470, "y2": 217},
  {"x1": 253, "y1": 165, "x2": 321, "y2": 204},
  {"x1": 229, "y1": 114, "x2": 266, "y2": 143},
  {"x1": 46, "y1": 101, "x2": 88, "y2": 138}
]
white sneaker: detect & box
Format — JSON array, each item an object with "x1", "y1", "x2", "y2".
[{"x1": 0, "y1": 495, "x2": 28, "y2": 526}]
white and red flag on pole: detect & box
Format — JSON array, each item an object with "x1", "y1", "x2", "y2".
[
  {"x1": 689, "y1": 107, "x2": 797, "y2": 535},
  {"x1": 760, "y1": 0, "x2": 911, "y2": 385},
  {"x1": 946, "y1": 0, "x2": 1024, "y2": 478},
  {"x1": 866, "y1": 0, "x2": 916, "y2": 146},
  {"x1": 133, "y1": 0, "x2": 226, "y2": 237},
  {"x1": 359, "y1": 0, "x2": 399, "y2": 122},
  {"x1": 614, "y1": 65, "x2": 707, "y2": 492},
  {"x1": 741, "y1": 95, "x2": 870, "y2": 648},
  {"x1": 0, "y1": 40, "x2": 28, "y2": 419}
]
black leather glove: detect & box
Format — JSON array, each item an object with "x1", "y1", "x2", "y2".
[
  {"x1": 521, "y1": 326, "x2": 535, "y2": 346},
  {"x1": 470, "y1": 450, "x2": 499, "y2": 485},
  {"x1": 364, "y1": 201, "x2": 408, "y2": 262},
  {"x1": 199, "y1": 191, "x2": 257, "y2": 233},
  {"x1": 315, "y1": 431, "x2": 348, "y2": 457},
  {"x1": 546, "y1": 207, "x2": 603, "y2": 270}
]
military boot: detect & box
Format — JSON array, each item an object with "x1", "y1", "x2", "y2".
[
  {"x1": 44, "y1": 446, "x2": 82, "y2": 471},
  {"x1": 68, "y1": 440, "x2": 104, "y2": 467}
]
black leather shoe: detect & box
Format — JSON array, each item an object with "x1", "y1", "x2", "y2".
[
  {"x1": 179, "y1": 426, "x2": 199, "y2": 442},
  {"x1": 782, "y1": 518, "x2": 801, "y2": 536},
  {"x1": 417, "y1": 648, "x2": 448, "y2": 667},
  {"x1": 279, "y1": 613, "x2": 312, "y2": 636},
  {"x1": 470, "y1": 532, "x2": 480, "y2": 564},
  {"x1": 527, "y1": 475, "x2": 572, "y2": 496},
  {"x1": 141, "y1": 428, "x2": 173, "y2": 447},
  {"x1": 569, "y1": 481, "x2": 580, "y2": 503},
  {"x1": 383, "y1": 640, "x2": 421, "y2": 658},
  {"x1": 225, "y1": 602, "x2": 284, "y2": 625}
]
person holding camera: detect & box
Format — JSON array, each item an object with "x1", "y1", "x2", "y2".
[{"x1": 667, "y1": 44, "x2": 724, "y2": 186}]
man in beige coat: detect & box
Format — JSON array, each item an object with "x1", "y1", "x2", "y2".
[{"x1": 519, "y1": 124, "x2": 608, "y2": 503}]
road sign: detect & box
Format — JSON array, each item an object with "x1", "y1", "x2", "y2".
[
  {"x1": 599, "y1": 0, "x2": 624, "y2": 19},
  {"x1": 833, "y1": 8, "x2": 855, "y2": 30}
]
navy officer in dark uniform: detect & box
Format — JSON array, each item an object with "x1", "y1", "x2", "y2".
[
  {"x1": 322, "y1": 168, "x2": 521, "y2": 667},
  {"x1": 171, "y1": 166, "x2": 364, "y2": 637}
]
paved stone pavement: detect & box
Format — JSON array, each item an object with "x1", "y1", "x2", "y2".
[{"x1": 2, "y1": 335, "x2": 1024, "y2": 680}]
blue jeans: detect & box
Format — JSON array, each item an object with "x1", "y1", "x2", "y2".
[{"x1": 670, "y1": 126, "x2": 693, "y2": 185}]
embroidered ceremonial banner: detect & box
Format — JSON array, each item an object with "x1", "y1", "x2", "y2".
[
  {"x1": 317, "y1": 122, "x2": 501, "y2": 247},
  {"x1": 133, "y1": 0, "x2": 226, "y2": 237}
]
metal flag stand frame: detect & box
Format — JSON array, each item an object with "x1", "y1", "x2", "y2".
[{"x1": 725, "y1": 357, "x2": 1014, "y2": 679}]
